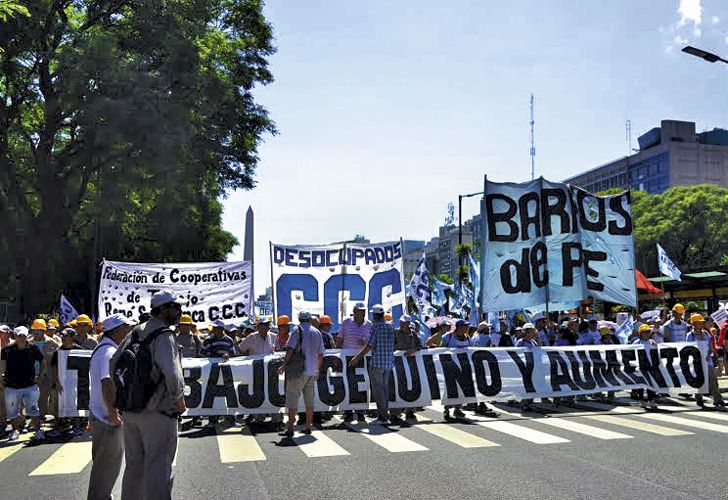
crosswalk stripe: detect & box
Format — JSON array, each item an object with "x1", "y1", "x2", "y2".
[
  {"x1": 172, "y1": 447, "x2": 178, "y2": 466},
  {"x1": 531, "y1": 417, "x2": 632, "y2": 440},
  {"x1": 583, "y1": 415, "x2": 693, "y2": 436},
  {"x1": 637, "y1": 413, "x2": 728, "y2": 433},
  {"x1": 686, "y1": 411, "x2": 728, "y2": 423},
  {"x1": 294, "y1": 430, "x2": 350, "y2": 457},
  {"x1": 415, "y1": 422, "x2": 501, "y2": 448},
  {"x1": 342, "y1": 421, "x2": 428, "y2": 452},
  {"x1": 217, "y1": 429, "x2": 266, "y2": 462},
  {"x1": 0, "y1": 434, "x2": 33, "y2": 463},
  {"x1": 29, "y1": 440, "x2": 93, "y2": 476},
  {"x1": 476, "y1": 420, "x2": 570, "y2": 444}
]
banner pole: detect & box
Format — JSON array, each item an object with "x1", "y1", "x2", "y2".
[
  {"x1": 341, "y1": 242, "x2": 347, "y2": 325},
  {"x1": 269, "y1": 242, "x2": 276, "y2": 319}
]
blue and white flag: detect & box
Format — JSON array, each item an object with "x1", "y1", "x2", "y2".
[
  {"x1": 614, "y1": 315, "x2": 635, "y2": 344},
  {"x1": 431, "y1": 278, "x2": 448, "y2": 310},
  {"x1": 410, "y1": 252, "x2": 433, "y2": 313},
  {"x1": 656, "y1": 243, "x2": 681, "y2": 282},
  {"x1": 59, "y1": 295, "x2": 79, "y2": 326}
]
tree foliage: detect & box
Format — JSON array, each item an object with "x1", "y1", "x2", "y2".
[{"x1": 1, "y1": 0, "x2": 276, "y2": 317}]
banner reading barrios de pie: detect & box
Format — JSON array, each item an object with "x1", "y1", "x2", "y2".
[
  {"x1": 480, "y1": 177, "x2": 637, "y2": 312},
  {"x1": 270, "y1": 241, "x2": 406, "y2": 328},
  {"x1": 98, "y1": 260, "x2": 253, "y2": 322}
]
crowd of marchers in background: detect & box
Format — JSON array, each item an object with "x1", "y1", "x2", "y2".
[{"x1": 0, "y1": 297, "x2": 726, "y2": 500}]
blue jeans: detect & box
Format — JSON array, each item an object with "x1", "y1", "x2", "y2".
[{"x1": 369, "y1": 366, "x2": 392, "y2": 421}]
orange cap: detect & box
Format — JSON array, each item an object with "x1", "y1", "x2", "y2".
[
  {"x1": 277, "y1": 315, "x2": 290, "y2": 326},
  {"x1": 31, "y1": 319, "x2": 47, "y2": 331},
  {"x1": 319, "y1": 315, "x2": 333, "y2": 325},
  {"x1": 384, "y1": 313, "x2": 393, "y2": 321}
]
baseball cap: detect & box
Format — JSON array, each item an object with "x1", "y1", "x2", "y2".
[
  {"x1": 353, "y1": 302, "x2": 366, "y2": 311},
  {"x1": 31, "y1": 319, "x2": 47, "y2": 331},
  {"x1": 211, "y1": 319, "x2": 225, "y2": 328},
  {"x1": 399, "y1": 315, "x2": 412, "y2": 323},
  {"x1": 370, "y1": 304, "x2": 384, "y2": 315},
  {"x1": 14, "y1": 326, "x2": 29, "y2": 336},
  {"x1": 75, "y1": 314, "x2": 93, "y2": 325},
  {"x1": 224, "y1": 323, "x2": 237, "y2": 332},
  {"x1": 179, "y1": 314, "x2": 193, "y2": 325},
  {"x1": 257, "y1": 317, "x2": 271, "y2": 325},
  {"x1": 477, "y1": 321, "x2": 490, "y2": 332},
  {"x1": 299, "y1": 310, "x2": 312, "y2": 320},
  {"x1": 0, "y1": 325, "x2": 10, "y2": 334},
  {"x1": 319, "y1": 315, "x2": 333, "y2": 325},
  {"x1": 522, "y1": 322, "x2": 536, "y2": 330},
  {"x1": 277, "y1": 315, "x2": 290, "y2": 326},
  {"x1": 102, "y1": 313, "x2": 137, "y2": 332},
  {"x1": 150, "y1": 290, "x2": 186, "y2": 309},
  {"x1": 455, "y1": 319, "x2": 468, "y2": 328},
  {"x1": 60, "y1": 327, "x2": 75, "y2": 337}
]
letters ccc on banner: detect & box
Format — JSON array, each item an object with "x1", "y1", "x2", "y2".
[
  {"x1": 270, "y1": 241, "x2": 407, "y2": 328},
  {"x1": 58, "y1": 343, "x2": 707, "y2": 416},
  {"x1": 480, "y1": 177, "x2": 638, "y2": 312},
  {"x1": 98, "y1": 260, "x2": 253, "y2": 322}
]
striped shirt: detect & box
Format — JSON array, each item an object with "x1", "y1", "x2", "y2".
[
  {"x1": 339, "y1": 318, "x2": 372, "y2": 350},
  {"x1": 201, "y1": 334, "x2": 236, "y2": 357}
]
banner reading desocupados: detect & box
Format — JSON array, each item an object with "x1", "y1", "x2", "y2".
[
  {"x1": 270, "y1": 241, "x2": 406, "y2": 328},
  {"x1": 98, "y1": 260, "x2": 253, "y2": 322},
  {"x1": 480, "y1": 178, "x2": 637, "y2": 312},
  {"x1": 58, "y1": 343, "x2": 707, "y2": 417}
]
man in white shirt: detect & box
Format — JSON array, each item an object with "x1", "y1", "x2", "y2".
[{"x1": 87, "y1": 314, "x2": 136, "y2": 500}]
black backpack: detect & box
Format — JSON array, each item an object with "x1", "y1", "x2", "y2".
[{"x1": 114, "y1": 326, "x2": 168, "y2": 412}]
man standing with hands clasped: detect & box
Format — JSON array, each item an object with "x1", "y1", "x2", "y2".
[
  {"x1": 87, "y1": 313, "x2": 136, "y2": 500},
  {"x1": 349, "y1": 305, "x2": 395, "y2": 425},
  {"x1": 278, "y1": 311, "x2": 324, "y2": 437},
  {"x1": 110, "y1": 290, "x2": 187, "y2": 500}
]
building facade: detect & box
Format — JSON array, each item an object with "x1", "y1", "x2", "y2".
[{"x1": 565, "y1": 120, "x2": 728, "y2": 194}]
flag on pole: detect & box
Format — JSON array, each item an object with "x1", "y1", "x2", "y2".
[
  {"x1": 656, "y1": 243, "x2": 682, "y2": 281},
  {"x1": 431, "y1": 278, "x2": 448, "y2": 310},
  {"x1": 409, "y1": 252, "x2": 433, "y2": 313},
  {"x1": 59, "y1": 295, "x2": 79, "y2": 326},
  {"x1": 467, "y1": 252, "x2": 480, "y2": 326},
  {"x1": 614, "y1": 315, "x2": 635, "y2": 344}
]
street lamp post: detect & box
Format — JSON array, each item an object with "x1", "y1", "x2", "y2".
[
  {"x1": 681, "y1": 46, "x2": 728, "y2": 65},
  {"x1": 457, "y1": 191, "x2": 485, "y2": 282}
]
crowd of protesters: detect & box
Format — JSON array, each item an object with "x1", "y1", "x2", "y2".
[{"x1": 1, "y1": 294, "x2": 727, "y2": 499}]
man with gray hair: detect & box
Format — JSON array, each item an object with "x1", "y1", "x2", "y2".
[{"x1": 87, "y1": 313, "x2": 136, "y2": 500}]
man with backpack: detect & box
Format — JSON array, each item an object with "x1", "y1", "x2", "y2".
[
  {"x1": 87, "y1": 313, "x2": 136, "y2": 500},
  {"x1": 110, "y1": 290, "x2": 187, "y2": 500}
]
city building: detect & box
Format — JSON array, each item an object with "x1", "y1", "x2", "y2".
[{"x1": 565, "y1": 120, "x2": 728, "y2": 194}]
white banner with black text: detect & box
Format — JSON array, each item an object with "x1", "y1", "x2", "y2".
[{"x1": 58, "y1": 342, "x2": 707, "y2": 417}]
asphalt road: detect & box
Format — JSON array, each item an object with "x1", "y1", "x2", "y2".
[{"x1": 1, "y1": 386, "x2": 728, "y2": 500}]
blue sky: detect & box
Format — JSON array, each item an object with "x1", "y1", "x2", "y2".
[{"x1": 222, "y1": 0, "x2": 728, "y2": 295}]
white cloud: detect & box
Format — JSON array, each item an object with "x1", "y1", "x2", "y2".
[
  {"x1": 678, "y1": 0, "x2": 702, "y2": 29},
  {"x1": 712, "y1": 15, "x2": 720, "y2": 25},
  {"x1": 673, "y1": 34, "x2": 689, "y2": 45}
]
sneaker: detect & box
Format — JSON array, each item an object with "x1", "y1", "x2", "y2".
[
  {"x1": 279, "y1": 428, "x2": 294, "y2": 438},
  {"x1": 8, "y1": 430, "x2": 19, "y2": 442},
  {"x1": 696, "y1": 396, "x2": 705, "y2": 408},
  {"x1": 453, "y1": 408, "x2": 466, "y2": 418},
  {"x1": 405, "y1": 410, "x2": 416, "y2": 420},
  {"x1": 371, "y1": 418, "x2": 389, "y2": 425},
  {"x1": 443, "y1": 409, "x2": 453, "y2": 421},
  {"x1": 343, "y1": 413, "x2": 354, "y2": 423},
  {"x1": 32, "y1": 430, "x2": 45, "y2": 442},
  {"x1": 301, "y1": 427, "x2": 312, "y2": 435},
  {"x1": 389, "y1": 416, "x2": 408, "y2": 427}
]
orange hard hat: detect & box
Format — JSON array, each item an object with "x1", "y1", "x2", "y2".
[
  {"x1": 277, "y1": 315, "x2": 290, "y2": 326},
  {"x1": 319, "y1": 315, "x2": 333, "y2": 325}
]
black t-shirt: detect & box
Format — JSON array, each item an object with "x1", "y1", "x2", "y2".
[
  {"x1": 1, "y1": 344, "x2": 44, "y2": 389},
  {"x1": 51, "y1": 343, "x2": 83, "y2": 367}
]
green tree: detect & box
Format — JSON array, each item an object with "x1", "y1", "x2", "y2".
[{"x1": 1, "y1": 0, "x2": 276, "y2": 316}]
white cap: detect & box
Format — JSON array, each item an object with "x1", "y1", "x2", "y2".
[
  {"x1": 531, "y1": 312, "x2": 545, "y2": 322},
  {"x1": 150, "y1": 290, "x2": 187, "y2": 309},
  {"x1": 477, "y1": 321, "x2": 490, "y2": 331},
  {"x1": 522, "y1": 322, "x2": 536, "y2": 330},
  {"x1": 299, "y1": 310, "x2": 312, "y2": 320},
  {"x1": 370, "y1": 304, "x2": 385, "y2": 314},
  {"x1": 224, "y1": 323, "x2": 237, "y2": 332},
  {"x1": 102, "y1": 313, "x2": 137, "y2": 332},
  {"x1": 212, "y1": 319, "x2": 225, "y2": 328},
  {"x1": 353, "y1": 302, "x2": 366, "y2": 311},
  {"x1": 399, "y1": 314, "x2": 412, "y2": 323},
  {"x1": 14, "y1": 326, "x2": 29, "y2": 336},
  {"x1": 0, "y1": 324, "x2": 10, "y2": 334}
]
